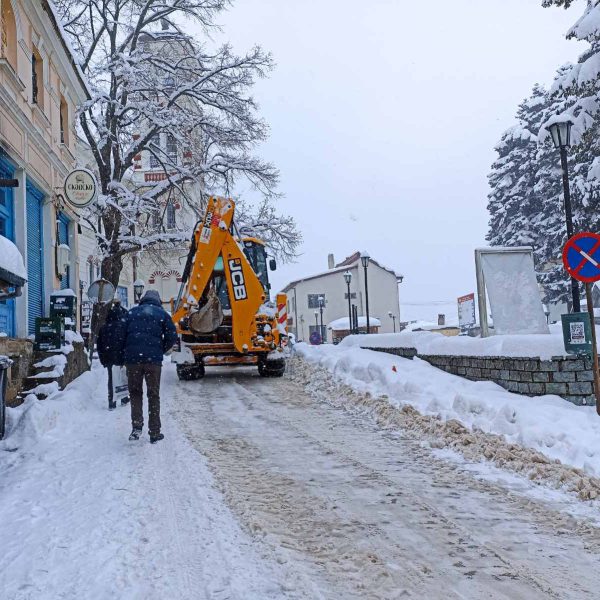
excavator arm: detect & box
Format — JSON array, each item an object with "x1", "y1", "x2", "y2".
[{"x1": 172, "y1": 196, "x2": 276, "y2": 355}]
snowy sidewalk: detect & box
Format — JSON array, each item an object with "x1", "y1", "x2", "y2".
[{"x1": 0, "y1": 365, "x2": 287, "y2": 600}]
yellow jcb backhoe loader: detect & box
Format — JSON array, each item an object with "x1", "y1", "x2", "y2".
[{"x1": 171, "y1": 196, "x2": 288, "y2": 380}]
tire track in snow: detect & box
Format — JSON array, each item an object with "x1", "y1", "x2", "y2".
[{"x1": 171, "y1": 367, "x2": 600, "y2": 599}]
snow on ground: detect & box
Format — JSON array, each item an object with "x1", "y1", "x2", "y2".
[
  {"x1": 172, "y1": 365, "x2": 600, "y2": 598},
  {"x1": 343, "y1": 324, "x2": 573, "y2": 359},
  {"x1": 0, "y1": 364, "x2": 296, "y2": 600},
  {"x1": 295, "y1": 343, "x2": 600, "y2": 490}
]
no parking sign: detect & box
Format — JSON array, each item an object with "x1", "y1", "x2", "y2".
[
  {"x1": 563, "y1": 232, "x2": 600, "y2": 415},
  {"x1": 562, "y1": 232, "x2": 600, "y2": 283}
]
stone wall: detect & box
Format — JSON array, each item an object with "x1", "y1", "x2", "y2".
[
  {"x1": 0, "y1": 338, "x2": 35, "y2": 405},
  {"x1": 366, "y1": 347, "x2": 595, "y2": 406}
]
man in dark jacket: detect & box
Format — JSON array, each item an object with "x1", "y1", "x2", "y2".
[
  {"x1": 124, "y1": 290, "x2": 178, "y2": 443},
  {"x1": 97, "y1": 300, "x2": 129, "y2": 411}
]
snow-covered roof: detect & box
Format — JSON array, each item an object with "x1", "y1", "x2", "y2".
[
  {"x1": 51, "y1": 289, "x2": 76, "y2": 297},
  {"x1": 281, "y1": 251, "x2": 400, "y2": 292},
  {"x1": 0, "y1": 236, "x2": 27, "y2": 285},
  {"x1": 328, "y1": 316, "x2": 381, "y2": 331},
  {"x1": 281, "y1": 265, "x2": 358, "y2": 292}
]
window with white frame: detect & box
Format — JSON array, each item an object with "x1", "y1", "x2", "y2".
[
  {"x1": 166, "y1": 202, "x2": 176, "y2": 229},
  {"x1": 307, "y1": 294, "x2": 326, "y2": 309}
]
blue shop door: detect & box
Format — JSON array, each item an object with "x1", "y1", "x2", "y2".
[
  {"x1": 26, "y1": 182, "x2": 45, "y2": 335},
  {"x1": 58, "y1": 213, "x2": 70, "y2": 290},
  {"x1": 0, "y1": 156, "x2": 15, "y2": 336}
]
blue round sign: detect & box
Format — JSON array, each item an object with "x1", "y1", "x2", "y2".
[
  {"x1": 563, "y1": 232, "x2": 600, "y2": 283},
  {"x1": 309, "y1": 331, "x2": 322, "y2": 345}
]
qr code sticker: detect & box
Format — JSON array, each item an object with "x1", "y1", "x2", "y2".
[{"x1": 570, "y1": 322, "x2": 586, "y2": 344}]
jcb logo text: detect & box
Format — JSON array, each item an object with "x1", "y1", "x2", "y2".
[{"x1": 229, "y1": 259, "x2": 248, "y2": 301}]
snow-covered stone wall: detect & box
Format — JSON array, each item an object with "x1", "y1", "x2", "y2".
[{"x1": 367, "y1": 346, "x2": 595, "y2": 407}]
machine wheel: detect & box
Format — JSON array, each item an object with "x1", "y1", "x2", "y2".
[
  {"x1": 176, "y1": 364, "x2": 205, "y2": 381},
  {"x1": 258, "y1": 359, "x2": 286, "y2": 378}
]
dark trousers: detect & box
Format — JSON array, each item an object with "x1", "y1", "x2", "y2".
[{"x1": 126, "y1": 364, "x2": 162, "y2": 434}]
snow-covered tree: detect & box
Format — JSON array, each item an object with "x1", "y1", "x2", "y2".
[
  {"x1": 487, "y1": 74, "x2": 582, "y2": 306},
  {"x1": 487, "y1": 85, "x2": 548, "y2": 249},
  {"x1": 54, "y1": 0, "x2": 300, "y2": 288},
  {"x1": 538, "y1": 1, "x2": 600, "y2": 303}
]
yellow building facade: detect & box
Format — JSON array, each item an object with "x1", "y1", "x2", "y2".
[{"x1": 0, "y1": 0, "x2": 89, "y2": 336}]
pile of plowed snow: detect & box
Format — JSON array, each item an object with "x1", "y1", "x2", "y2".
[{"x1": 293, "y1": 344, "x2": 600, "y2": 501}]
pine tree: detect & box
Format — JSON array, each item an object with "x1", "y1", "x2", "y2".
[
  {"x1": 487, "y1": 85, "x2": 548, "y2": 249},
  {"x1": 534, "y1": 67, "x2": 579, "y2": 307},
  {"x1": 487, "y1": 77, "x2": 581, "y2": 307}
]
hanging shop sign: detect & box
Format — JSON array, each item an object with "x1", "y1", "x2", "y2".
[{"x1": 64, "y1": 168, "x2": 97, "y2": 209}]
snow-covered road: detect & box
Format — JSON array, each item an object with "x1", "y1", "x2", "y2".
[
  {"x1": 172, "y1": 365, "x2": 600, "y2": 599},
  {"x1": 3, "y1": 360, "x2": 600, "y2": 599}
]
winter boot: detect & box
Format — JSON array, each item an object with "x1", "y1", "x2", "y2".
[
  {"x1": 129, "y1": 427, "x2": 142, "y2": 441},
  {"x1": 149, "y1": 433, "x2": 164, "y2": 444},
  {"x1": 121, "y1": 396, "x2": 130, "y2": 406},
  {"x1": 108, "y1": 401, "x2": 117, "y2": 411}
]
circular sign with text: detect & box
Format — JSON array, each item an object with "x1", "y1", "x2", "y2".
[{"x1": 64, "y1": 168, "x2": 97, "y2": 209}]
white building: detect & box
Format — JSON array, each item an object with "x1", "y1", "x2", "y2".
[{"x1": 282, "y1": 252, "x2": 402, "y2": 343}]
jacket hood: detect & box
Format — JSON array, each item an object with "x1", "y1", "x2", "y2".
[
  {"x1": 106, "y1": 305, "x2": 125, "y2": 322},
  {"x1": 140, "y1": 290, "x2": 162, "y2": 307}
]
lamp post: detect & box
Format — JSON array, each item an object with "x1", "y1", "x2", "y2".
[
  {"x1": 133, "y1": 279, "x2": 145, "y2": 304},
  {"x1": 343, "y1": 271, "x2": 353, "y2": 335},
  {"x1": 318, "y1": 296, "x2": 325, "y2": 343},
  {"x1": 543, "y1": 303, "x2": 550, "y2": 325},
  {"x1": 388, "y1": 311, "x2": 397, "y2": 333},
  {"x1": 546, "y1": 118, "x2": 580, "y2": 313},
  {"x1": 314, "y1": 310, "x2": 319, "y2": 343},
  {"x1": 361, "y1": 251, "x2": 371, "y2": 332}
]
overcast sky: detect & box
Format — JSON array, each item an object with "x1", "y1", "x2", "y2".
[{"x1": 211, "y1": 0, "x2": 583, "y2": 321}]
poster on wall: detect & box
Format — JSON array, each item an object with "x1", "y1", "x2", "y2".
[{"x1": 457, "y1": 293, "x2": 476, "y2": 329}]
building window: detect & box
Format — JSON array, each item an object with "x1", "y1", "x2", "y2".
[
  {"x1": 59, "y1": 96, "x2": 69, "y2": 144},
  {"x1": 31, "y1": 46, "x2": 43, "y2": 107},
  {"x1": 163, "y1": 75, "x2": 175, "y2": 93},
  {"x1": 149, "y1": 134, "x2": 161, "y2": 168},
  {"x1": 149, "y1": 153, "x2": 160, "y2": 169},
  {"x1": 116, "y1": 285, "x2": 129, "y2": 308},
  {"x1": 308, "y1": 294, "x2": 326, "y2": 309},
  {"x1": 344, "y1": 292, "x2": 357, "y2": 300},
  {"x1": 0, "y1": 0, "x2": 17, "y2": 69},
  {"x1": 166, "y1": 133, "x2": 177, "y2": 163},
  {"x1": 166, "y1": 202, "x2": 176, "y2": 229},
  {"x1": 31, "y1": 53, "x2": 37, "y2": 103}
]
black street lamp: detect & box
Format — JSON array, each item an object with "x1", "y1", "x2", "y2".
[
  {"x1": 343, "y1": 270, "x2": 352, "y2": 334},
  {"x1": 546, "y1": 118, "x2": 580, "y2": 312},
  {"x1": 314, "y1": 310, "x2": 319, "y2": 343},
  {"x1": 388, "y1": 311, "x2": 397, "y2": 333},
  {"x1": 318, "y1": 296, "x2": 325, "y2": 343},
  {"x1": 360, "y1": 251, "x2": 371, "y2": 332}
]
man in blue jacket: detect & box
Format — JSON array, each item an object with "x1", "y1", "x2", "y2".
[{"x1": 124, "y1": 290, "x2": 178, "y2": 443}]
